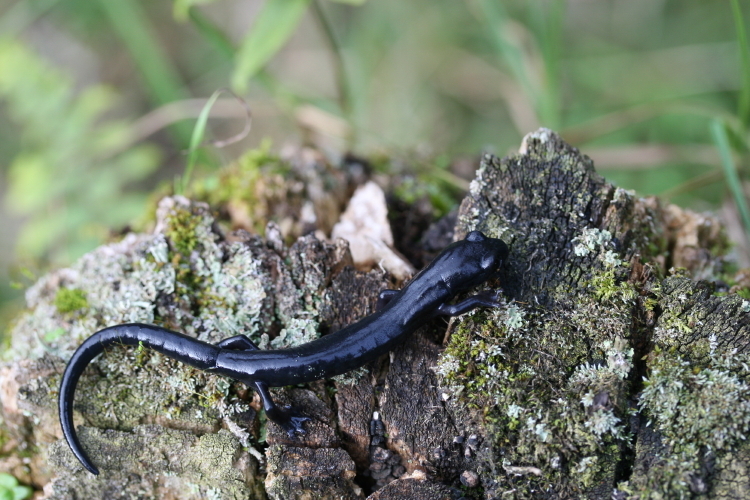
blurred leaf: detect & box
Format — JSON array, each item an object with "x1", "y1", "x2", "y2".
[
  {"x1": 12, "y1": 485, "x2": 32, "y2": 500},
  {"x1": 231, "y1": 0, "x2": 311, "y2": 94},
  {"x1": 730, "y1": 0, "x2": 750, "y2": 127},
  {"x1": 0, "y1": 473, "x2": 30, "y2": 500},
  {"x1": 6, "y1": 153, "x2": 50, "y2": 213},
  {"x1": 0, "y1": 40, "x2": 161, "y2": 263},
  {"x1": 0, "y1": 475, "x2": 14, "y2": 489},
  {"x1": 326, "y1": 0, "x2": 367, "y2": 5},
  {"x1": 74, "y1": 85, "x2": 118, "y2": 121},
  {"x1": 112, "y1": 145, "x2": 162, "y2": 182},
  {"x1": 712, "y1": 119, "x2": 750, "y2": 234}
]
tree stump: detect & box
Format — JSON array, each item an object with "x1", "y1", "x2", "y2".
[{"x1": 1, "y1": 129, "x2": 748, "y2": 499}]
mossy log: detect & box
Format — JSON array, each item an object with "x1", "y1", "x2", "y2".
[{"x1": 1, "y1": 130, "x2": 749, "y2": 499}]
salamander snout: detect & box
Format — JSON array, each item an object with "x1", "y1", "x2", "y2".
[{"x1": 465, "y1": 231, "x2": 509, "y2": 273}]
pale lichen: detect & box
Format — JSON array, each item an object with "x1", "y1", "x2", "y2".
[
  {"x1": 573, "y1": 228, "x2": 612, "y2": 257},
  {"x1": 503, "y1": 302, "x2": 526, "y2": 331},
  {"x1": 623, "y1": 349, "x2": 750, "y2": 497},
  {"x1": 270, "y1": 317, "x2": 320, "y2": 349}
]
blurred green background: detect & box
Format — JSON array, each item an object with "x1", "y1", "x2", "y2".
[{"x1": 1, "y1": 0, "x2": 749, "y2": 330}]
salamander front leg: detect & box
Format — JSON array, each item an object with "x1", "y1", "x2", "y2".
[
  {"x1": 216, "y1": 335, "x2": 258, "y2": 350},
  {"x1": 376, "y1": 290, "x2": 399, "y2": 311},
  {"x1": 253, "y1": 381, "x2": 311, "y2": 437},
  {"x1": 435, "y1": 290, "x2": 503, "y2": 317}
]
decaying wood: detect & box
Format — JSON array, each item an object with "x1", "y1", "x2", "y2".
[{"x1": 1, "y1": 130, "x2": 748, "y2": 499}]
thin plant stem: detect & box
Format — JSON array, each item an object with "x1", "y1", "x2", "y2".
[
  {"x1": 712, "y1": 119, "x2": 750, "y2": 240},
  {"x1": 310, "y1": 0, "x2": 354, "y2": 146}
]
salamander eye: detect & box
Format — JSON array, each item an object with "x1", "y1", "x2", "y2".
[{"x1": 466, "y1": 231, "x2": 486, "y2": 242}]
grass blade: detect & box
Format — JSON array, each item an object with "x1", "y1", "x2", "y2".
[
  {"x1": 730, "y1": 0, "x2": 750, "y2": 126},
  {"x1": 528, "y1": 0, "x2": 564, "y2": 128},
  {"x1": 95, "y1": 0, "x2": 192, "y2": 146},
  {"x1": 173, "y1": 0, "x2": 221, "y2": 22},
  {"x1": 311, "y1": 0, "x2": 352, "y2": 133},
  {"x1": 711, "y1": 118, "x2": 750, "y2": 237},
  {"x1": 187, "y1": 7, "x2": 236, "y2": 60},
  {"x1": 231, "y1": 0, "x2": 311, "y2": 94},
  {"x1": 471, "y1": 0, "x2": 544, "y2": 129},
  {"x1": 180, "y1": 89, "x2": 225, "y2": 194}
]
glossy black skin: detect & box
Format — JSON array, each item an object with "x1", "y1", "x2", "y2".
[{"x1": 59, "y1": 231, "x2": 509, "y2": 475}]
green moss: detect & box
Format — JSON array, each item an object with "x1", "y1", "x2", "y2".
[
  {"x1": 588, "y1": 268, "x2": 636, "y2": 305},
  {"x1": 190, "y1": 142, "x2": 291, "y2": 235},
  {"x1": 165, "y1": 206, "x2": 203, "y2": 256},
  {"x1": 54, "y1": 287, "x2": 88, "y2": 313},
  {"x1": 372, "y1": 153, "x2": 464, "y2": 218}
]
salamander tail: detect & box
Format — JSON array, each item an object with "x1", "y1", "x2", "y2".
[{"x1": 58, "y1": 323, "x2": 219, "y2": 474}]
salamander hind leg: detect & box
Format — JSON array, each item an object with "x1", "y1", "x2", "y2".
[{"x1": 254, "y1": 381, "x2": 311, "y2": 437}]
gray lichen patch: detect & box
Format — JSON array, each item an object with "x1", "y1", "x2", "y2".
[
  {"x1": 6, "y1": 195, "x2": 327, "y2": 362},
  {"x1": 619, "y1": 275, "x2": 750, "y2": 498},
  {"x1": 627, "y1": 349, "x2": 750, "y2": 497},
  {"x1": 437, "y1": 297, "x2": 634, "y2": 497},
  {"x1": 7, "y1": 195, "x2": 269, "y2": 362},
  {"x1": 47, "y1": 426, "x2": 253, "y2": 499},
  {"x1": 154, "y1": 197, "x2": 269, "y2": 343},
  {"x1": 443, "y1": 129, "x2": 663, "y2": 497},
  {"x1": 2, "y1": 192, "x2": 379, "y2": 495},
  {"x1": 264, "y1": 445, "x2": 361, "y2": 500},
  {"x1": 439, "y1": 129, "x2": 746, "y2": 498}
]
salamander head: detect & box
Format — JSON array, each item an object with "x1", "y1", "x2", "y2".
[
  {"x1": 434, "y1": 230, "x2": 509, "y2": 292},
  {"x1": 467, "y1": 230, "x2": 508, "y2": 271}
]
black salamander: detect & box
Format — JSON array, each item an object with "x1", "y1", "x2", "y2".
[{"x1": 59, "y1": 231, "x2": 509, "y2": 474}]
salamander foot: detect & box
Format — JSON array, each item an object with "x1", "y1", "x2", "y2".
[
  {"x1": 253, "y1": 380, "x2": 312, "y2": 436},
  {"x1": 267, "y1": 405, "x2": 312, "y2": 437},
  {"x1": 283, "y1": 409, "x2": 313, "y2": 437}
]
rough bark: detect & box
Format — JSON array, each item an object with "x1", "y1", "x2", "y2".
[
  {"x1": 439, "y1": 129, "x2": 746, "y2": 499},
  {"x1": 1, "y1": 130, "x2": 748, "y2": 500}
]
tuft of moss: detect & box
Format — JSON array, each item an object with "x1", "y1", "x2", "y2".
[
  {"x1": 164, "y1": 206, "x2": 203, "y2": 256},
  {"x1": 588, "y1": 268, "x2": 636, "y2": 305},
  {"x1": 190, "y1": 142, "x2": 291, "y2": 235},
  {"x1": 54, "y1": 288, "x2": 88, "y2": 313}
]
